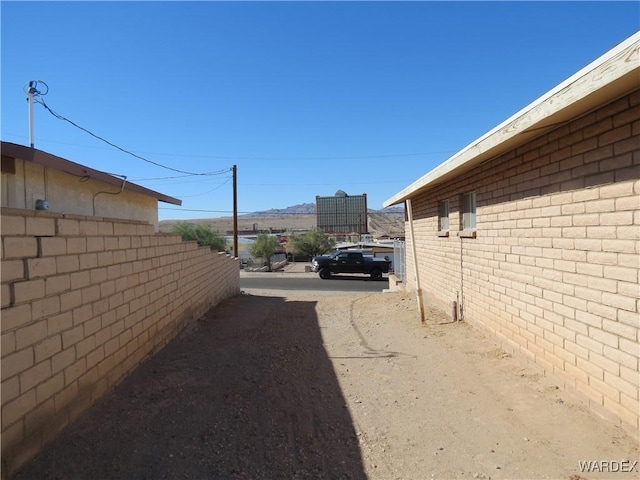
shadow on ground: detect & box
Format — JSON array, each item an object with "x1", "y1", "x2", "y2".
[
  {"x1": 322, "y1": 275, "x2": 389, "y2": 282},
  {"x1": 15, "y1": 294, "x2": 366, "y2": 480}
]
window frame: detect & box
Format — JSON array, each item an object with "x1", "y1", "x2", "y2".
[
  {"x1": 461, "y1": 191, "x2": 477, "y2": 236},
  {"x1": 437, "y1": 200, "x2": 450, "y2": 237}
]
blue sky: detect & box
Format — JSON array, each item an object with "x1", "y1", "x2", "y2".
[{"x1": 2, "y1": 2, "x2": 638, "y2": 220}]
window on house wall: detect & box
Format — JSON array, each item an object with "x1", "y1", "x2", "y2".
[
  {"x1": 438, "y1": 200, "x2": 449, "y2": 233},
  {"x1": 462, "y1": 192, "x2": 476, "y2": 230}
]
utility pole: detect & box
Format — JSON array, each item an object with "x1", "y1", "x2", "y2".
[{"x1": 232, "y1": 165, "x2": 238, "y2": 259}]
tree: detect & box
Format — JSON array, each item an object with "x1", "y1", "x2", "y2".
[
  {"x1": 288, "y1": 228, "x2": 336, "y2": 258},
  {"x1": 172, "y1": 222, "x2": 227, "y2": 252},
  {"x1": 250, "y1": 234, "x2": 279, "y2": 271}
]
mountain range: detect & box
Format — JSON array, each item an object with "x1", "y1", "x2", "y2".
[
  {"x1": 245, "y1": 202, "x2": 404, "y2": 217},
  {"x1": 159, "y1": 203, "x2": 405, "y2": 237}
]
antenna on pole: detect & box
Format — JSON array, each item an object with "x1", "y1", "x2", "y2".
[
  {"x1": 24, "y1": 80, "x2": 48, "y2": 149},
  {"x1": 27, "y1": 81, "x2": 37, "y2": 148}
]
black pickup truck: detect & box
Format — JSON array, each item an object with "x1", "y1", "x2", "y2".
[{"x1": 311, "y1": 250, "x2": 391, "y2": 280}]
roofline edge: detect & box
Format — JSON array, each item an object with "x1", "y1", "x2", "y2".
[{"x1": 383, "y1": 31, "x2": 640, "y2": 207}]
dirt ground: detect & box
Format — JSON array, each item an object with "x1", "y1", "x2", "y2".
[{"x1": 14, "y1": 288, "x2": 639, "y2": 480}]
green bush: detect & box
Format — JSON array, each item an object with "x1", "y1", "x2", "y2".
[
  {"x1": 172, "y1": 222, "x2": 227, "y2": 252},
  {"x1": 288, "y1": 228, "x2": 335, "y2": 257},
  {"x1": 249, "y1": 234, "x2": 279, "y2": 271}
]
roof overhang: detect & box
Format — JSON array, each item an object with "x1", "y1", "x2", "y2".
[
  {"x1": 1, "y1": 141, "x2": 182, "y2": 206},
  {"x1": 384, "y1": 31, "x2": 640, "y2": 207}
]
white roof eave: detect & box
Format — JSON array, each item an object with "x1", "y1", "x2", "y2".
[{"x1": 384, "y1": 31, "x2": 640, "y2": 207}]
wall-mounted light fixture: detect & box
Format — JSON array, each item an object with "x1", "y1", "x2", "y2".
[{"x1": 35, "y1": 199, "x2": 50, "y2": 210}]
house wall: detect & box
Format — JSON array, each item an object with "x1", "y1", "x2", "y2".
[
  {"x1": 1, "y1": 159, "x2": 160, "y2": 228},
  {"x1": 1, "y1": 208, "x2": 240, "y2": 478},
  {"x1": 405, "y1": 89, "x2": 639, "y2": 435}
]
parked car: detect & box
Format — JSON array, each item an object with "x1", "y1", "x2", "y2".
[{"x1": 310, "y1": 250, "x2": 391, "y2": 279}]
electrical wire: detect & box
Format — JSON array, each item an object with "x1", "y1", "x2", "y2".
[
  {"x1": 3, "y1": 132, "x2": 456, "y2": 162},
  {"x1": 28, "y1": 81, "x2": 230, "y2": 176},
  {"x1": 176, "y1": 176, "x2": 233, "y2": 198},
  {"x1": 37, "y1": 97, "x2": 230, "y2": 175},
  {"x1": 158, "y1": 208, "x2": 382, "y2": 215},
  {"x1": 4, "y1": 133, "x2": 456, "y2": 163},
  {"x1": 159, "y1": 208, "x2": 241, "y2": 214},
  {"x1": 130, "y1": 171, "x2": 229, "y2": 182}
]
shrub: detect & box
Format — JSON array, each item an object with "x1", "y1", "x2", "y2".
[{"x1": 172, "y1": 222, "x2": 227, "y2": 252}]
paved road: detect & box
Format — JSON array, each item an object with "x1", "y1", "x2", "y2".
[{"x1": 240, "y1": 272, "x2": 389, "y2": 293}]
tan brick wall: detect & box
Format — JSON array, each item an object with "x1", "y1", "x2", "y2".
[
  {"x1": 405, "y1": 89, "x2": 639, "y2": 435},
  {"x1": 1, "y1": 208, "x2": 240, "y2": 477}
]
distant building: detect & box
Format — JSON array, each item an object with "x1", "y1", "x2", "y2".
[{"x1": 316, "y1": 190, "x2": 368, "y2": 235}]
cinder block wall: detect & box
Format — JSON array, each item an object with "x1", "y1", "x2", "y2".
[
  {"x1": 405, "y1": 89, "x2": 639, "y2": 435},
  {"x1": 1, "y1": 208, "x2": 240, "y2": 477}
]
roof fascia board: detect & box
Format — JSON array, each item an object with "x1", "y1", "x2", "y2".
[
  {"x1": 384, "y1": 31, "x2": 640, "y2": 207},
  {"x1": 1, "y1": 141, "x2": 182, "y2": 206}
]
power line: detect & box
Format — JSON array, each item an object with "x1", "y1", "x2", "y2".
[
  {"x1": 158, "y1": 208, "x2": 306, "y2": 215},
  {"x1": 130, "y1": 171, "x2": 230, "y2": 182},
  {"x1": 159, "y1": 206, "x2": 403, "y2": 213},
  {"x1": 37, "y1": 97, "x2": 230, "y2": 175},
  {"x1": 3, "y1": 131, "x2": 456, "y2": 162},
  {"x1": 241, "y1": 180, "x2": 410, "y2": 186},
  {"x1": 177, "y1": 176, "x2": 233, "y2": 198},
  {"x1": 159, "y1": 208, "x2": 241, "y2": 214},
  {"x1": 28, "y1": 81, "x2": 231, "y2": 176}
]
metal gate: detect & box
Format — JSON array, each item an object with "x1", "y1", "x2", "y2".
[{"x1": 393, "y1": 240, "x2": 406, "y2": 283}]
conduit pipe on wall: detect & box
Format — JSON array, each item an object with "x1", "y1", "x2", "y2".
[
  {"x1": 93, "y1": 176, "x2": 127, "y2": 216},
  {"x1": 405, "y1": 198, "x2": 425, "y2": 323}
]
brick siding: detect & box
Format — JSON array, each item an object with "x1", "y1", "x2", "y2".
[
  {"x1": 405, "y1": 89, "x2": 639, "y2": 436},
  {"x1": 1, "y1": 209, "x2": 240, "y2": 477}
]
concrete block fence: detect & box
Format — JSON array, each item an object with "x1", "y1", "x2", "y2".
[{"x1": 1, "y1": 208, "x2": 240, "y2": 477}]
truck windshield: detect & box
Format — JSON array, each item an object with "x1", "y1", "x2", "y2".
[{"x1": 329, "y1": 251, "x2": 361, "y2": 259}]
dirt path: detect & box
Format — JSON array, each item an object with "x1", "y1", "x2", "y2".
[{"x1": 14, "y1": 290, "x2": 639, "y2": 480}]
